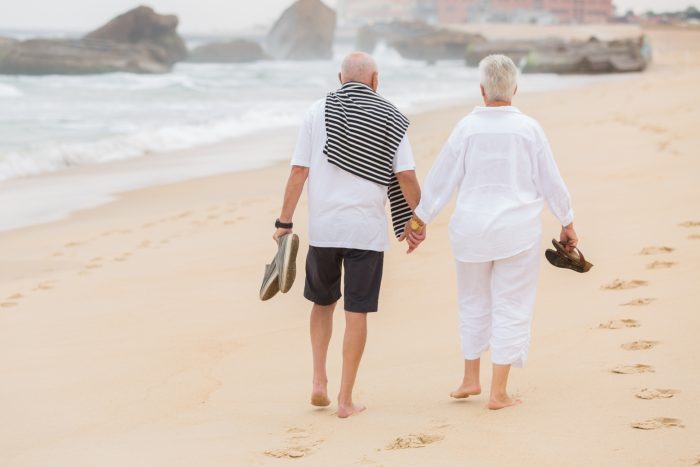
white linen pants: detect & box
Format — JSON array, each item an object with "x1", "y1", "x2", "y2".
[{"x1": 455, "y1": 245, "x2": 540, "y2": 368}]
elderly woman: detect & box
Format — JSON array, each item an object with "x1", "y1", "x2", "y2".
[{"x1": 410, "y1": 55, "x2": 579, "y2": 409}]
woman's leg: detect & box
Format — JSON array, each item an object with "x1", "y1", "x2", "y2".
[
  {"x1": 451, "y1": 260, "x2": 493, "y2": 399},
  {"x1": 488, "y1": 245, "x2": 541, "y2": 409}
]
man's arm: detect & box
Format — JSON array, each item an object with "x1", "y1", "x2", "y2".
[
  {"x1": 396, "y1": 170, "x2": 421, "y2": 210},
  {"x1": 396, "y1": 170, "x2": 426, "y2": 253},
  {"x1": 273, "y1": 165, "x2": 309, "y2": 241}
]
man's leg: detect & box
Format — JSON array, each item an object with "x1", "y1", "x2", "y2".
[
  {"x1": 451, "y1": 260, "x2": 492, "y2": 399},
  {"x1": 310, "y1": 302, "x2": 336, "y2": 407},
  {"x1": 488, "y1": 245, "x2": 540, "y2": 410},
  {"x1": 336, "y1": 249, "x2": 382, "y2": 418},
  {"x1": 337, "y1": 311, "x2": 367, "y2": 418},
  {"x1": 303, "y1": 246, "x2": 343, "y2": 407}
]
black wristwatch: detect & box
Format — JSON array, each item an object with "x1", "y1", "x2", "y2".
[{"x1": 275, "y1": 218, "x2": 293, "y2": 229}]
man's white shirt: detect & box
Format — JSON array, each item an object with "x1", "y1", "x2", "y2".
[
  {"x1": 415, "y1": 106, "x2": 574, "y2": 263},
  {"x1": 291, "y1": 99, "x2": 416, "y2": 252}
]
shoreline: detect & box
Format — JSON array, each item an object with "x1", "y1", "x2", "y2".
[{"x1": 1, "y1": 71, "x2": 632, "y2": 233}]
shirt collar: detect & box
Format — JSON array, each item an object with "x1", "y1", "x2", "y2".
[
  {"x1": 340, "y1": 81, "x2": 375, "y2": 92},
  {"x1": 471, "y1": 105, "x2": 522, "y2": 114}
]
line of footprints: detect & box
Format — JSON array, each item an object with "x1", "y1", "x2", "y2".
[
  {"x1": 598, "y1": 220, "x2": 700, "y2": 434},
  {"x1": 0, "y1": 202, "x2": 253, "y2": 310}
]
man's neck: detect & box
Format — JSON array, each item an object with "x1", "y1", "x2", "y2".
[{"x1": 485, "y1": 100, "x2": 512, "y2": 107}]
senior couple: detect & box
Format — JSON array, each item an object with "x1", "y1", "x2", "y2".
[{"x1": 272, "y1": 52, "x2": 578, "y2": 418}]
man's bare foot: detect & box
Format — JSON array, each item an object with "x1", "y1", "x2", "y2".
[
  {"x1": 487, "y1": 395, "x2": 522, "y2": 410},
  {"x1": 450, "y1": 383, "x2": 482, "y2": 399},
  {"x1": 310, "y1": 383, "x2": 331, "y2": 407},
  {"x1": 337, "y1": 402, "x2": 366, "y2": 419}
]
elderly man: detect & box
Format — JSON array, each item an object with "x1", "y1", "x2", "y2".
[
  {"x1": 408, "y1": 54, "x2": 578, "y2": 409},
  {"x1": 273, "y1": 52, "x2": 423, "y2": 418}
]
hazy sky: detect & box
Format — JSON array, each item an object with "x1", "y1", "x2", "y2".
[{"x1": 0, "y1": 0, "x2": 697, "y2": 33}]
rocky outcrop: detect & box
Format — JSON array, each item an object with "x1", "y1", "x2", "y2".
[
  {"x1": 522, "y1": 36, "x2": 651, "y2": 74},
  {"x1": 266, "y1": 0, "x2": 336, "y2": 60},
  {"x1": 85, "y1": 5, "x2": 187, "y2": 65},
  {"x1": 187, "y1": 39, "x2": 268, "y2": 63},
  {"x1": 466, "y1": 35, "x2": 651, "y2": 74},
  {"x1": 0, "y1": 6, "x2": 187, "y2": 75},
  {"x1": 357, "y1": 21, "x2": 485, "y2": 62}
]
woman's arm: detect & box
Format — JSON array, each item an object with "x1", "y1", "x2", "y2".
[{"x1": 414, "y1": 140, "x2": 464, "y2": 225}]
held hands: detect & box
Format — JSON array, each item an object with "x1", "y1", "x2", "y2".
[
  {"x1": 560, "y1": 223, "x2": 579, "y2": 252},
  {"x1": 398, "y1": 217, "x2": 427, "y2": 254}
]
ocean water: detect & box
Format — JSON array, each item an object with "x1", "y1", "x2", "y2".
[
  {"x1": 0, "y1": 39, "x2": 618, "y2": 184},
  {"x1": 0, "y1": 34, "x2": 632, "y2": 231}
]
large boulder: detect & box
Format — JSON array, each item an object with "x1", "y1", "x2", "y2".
[
  {"x1": 464, "y1": 35, "x2": 650, "y2": 74},
  {"x1": 266, "y1": 0, "x2": 336, "y2": 60},
  {"x1": 186, "y1": 39, "x2": 268, "y2": 63},
  {"x1": 0, "y1": 6, "x2": 186, "y2": 75},
  {"x1": 357, "y1": 21, "x2": 485, "y2": 62},
  {"x1": 85, "y1": 5, "x2": 187, "y2": 65},
  {"x1": 522, "y1": 36, "x2": 651, "y2": 74}
]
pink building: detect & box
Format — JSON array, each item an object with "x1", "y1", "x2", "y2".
[{"x1": 434, "y1": 0, "x2": 613, "y2": 24}]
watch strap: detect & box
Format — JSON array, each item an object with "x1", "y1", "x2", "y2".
[{"x1": 275, "y1": 218, "x2": 293, "y2": 229}]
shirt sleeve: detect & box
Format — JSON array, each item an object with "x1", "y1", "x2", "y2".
[
  {"x1": 414, "y1": 138, "x2": 465, "y2": 225},
  {"x1": 393, "y1": 134, "x2": 416, "y2": 173},
  {"x1": 290, "y1": 105, "x2": 315, "y2": 168},
  {"x1": 533, "y1": 128, "x2": 574, "y2": 226}
]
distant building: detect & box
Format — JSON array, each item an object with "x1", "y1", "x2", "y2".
[{"x1": 337, "y1": 0, "x2": 613, "y2": 26}]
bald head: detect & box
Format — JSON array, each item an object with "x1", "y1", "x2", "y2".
[{"x1": 340, "y1": 52, "x2": 379, "y2": 90}]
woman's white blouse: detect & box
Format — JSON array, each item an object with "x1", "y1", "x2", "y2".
[{"x1": 414, "y1": 106, "x2": 574, "y2": 263}]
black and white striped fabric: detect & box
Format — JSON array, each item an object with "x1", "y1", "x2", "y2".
[{"x1": 324, "y1": 82, "x2": 412, "y2": 238}]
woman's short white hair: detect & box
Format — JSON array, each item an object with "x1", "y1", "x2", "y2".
[{"x1": 478, "y1": 54, "x2": 519, "y2": 102}]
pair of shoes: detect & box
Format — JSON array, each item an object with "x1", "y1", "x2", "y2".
[
  {"x1": 545, "y1": 239, "x2": 593, "y2": 273},
  {"x1": 259, "y1": 233, "x2": 300, "y2": 301}
]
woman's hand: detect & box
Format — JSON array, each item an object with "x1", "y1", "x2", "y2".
[{"x1": 560, "y1": 224, "x2": 578, "y2": 252}]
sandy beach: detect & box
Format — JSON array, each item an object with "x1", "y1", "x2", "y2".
[{"x1": 1, "y1": 27, "x2": 699, "y2": 466}]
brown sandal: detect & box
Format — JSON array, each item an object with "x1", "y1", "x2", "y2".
[{"x1": 545, "y1": 239, "x2": 593, "y2": 273}]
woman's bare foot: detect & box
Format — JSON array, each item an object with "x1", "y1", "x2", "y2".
[
  {"x1": 450, "y1": 383, "x2": 482, "y2": 399},
  {"x1": 310, "y1": 383, "x2": 331, "y2": 407},
  {"x1": 487, "y1": 394, "x2": 522, "y2": 410},
  {"x1": 337, "y1": 402, "x2": 366, "y2": 419}
]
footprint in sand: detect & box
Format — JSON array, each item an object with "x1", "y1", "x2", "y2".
[
  {"x1": 635, "y1": 388, "x2": 679, "y2": 400},
  {"x1": 621, "y1": 298, "x2": 656, "y2": 307},
  {"x1": 647, "y1": 261, "x2": 676, "y2": 269},
  {"x1": 64, "y1": 241, "x2": 84, "y2": 248},
  {"x1": 611, "y1": 364, "x2": 655, "y2": 374},
  {"x1": 598, "y1": 319, "x2": 640, "y2": 329},
  {"x1": 33, "y1": 281, "x2": 55, "y2": 291},
  {"x1": 639, "y1": 246, "x2": 674, "y2": 255},
  {"x1": 689, "y1": 234, "x2": 700, "y2": 240},
  {"x1": 1, "y1": 302, "x2": 19, "y2": 308},
  {"x1": 602, "y1": 279, "x2": 648, "y2": 290},
  {"x1": 386, "y1": 433, "x2": 444, "y2": 450},
  {"x1": 679, "y1": 221, "x2": 700, "y2": 227},
  {"x1": 621, "y1": 340, "x2": 659, "y2": 350},
  {"x1": 85, "y1": 264, "x2": 102, "y2": 270},
  {"x1": 264, "y1": 426, "x2": 323, "y2": 459},
  {"x1": 631, "y1": 418, "x2": 684, "y2": 430}
]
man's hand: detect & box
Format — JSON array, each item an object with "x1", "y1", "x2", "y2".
[
  {"x1": 273, "y1": 228, "x2": 292, "y2": 242},
  {"x1": 398, "y1": 220, "x2": 427, "y2": 254},
  {"x1": 560, "y1": 223, "x2": 578, "y2": 252}
]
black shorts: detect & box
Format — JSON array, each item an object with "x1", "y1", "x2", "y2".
[{"x1": 304, "y1": 246, "x2": 384, "y2": 313}]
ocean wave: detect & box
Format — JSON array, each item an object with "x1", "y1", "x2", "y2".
[
  {"x1": 0, "y1": 109, "x2": 302, "y2": 182},
  {"x1": 0, "y1": 83, "x2": 22, "y2": 98}
]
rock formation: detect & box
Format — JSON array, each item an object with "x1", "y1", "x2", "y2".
[
  {"x1": 357, "y1": 21, "x2": 485, "y2": 62},
  {"x1": 0, "y1": 6, "x2": 187, "y2": 75},
  {"x1": 266, "y1": 0, "x2": 336, "y2": 60},
  {"x1": 466, "y1": 35, "x2": 651, "y2": 74},
  {"x1": 84, "y1": 5, "x2": 187, "y2": 65},
  {"x1": 187, "y1": 39, "x2": 268, "y2": 63}
]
